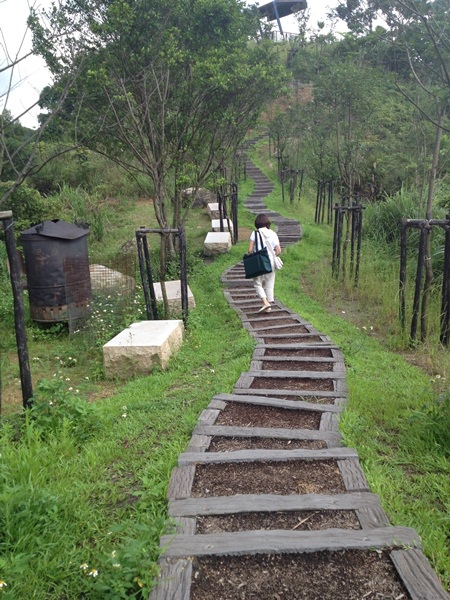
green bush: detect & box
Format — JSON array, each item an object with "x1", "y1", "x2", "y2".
[{"x1": 0, "y1": 182, "x2": 59, "y2": 233}]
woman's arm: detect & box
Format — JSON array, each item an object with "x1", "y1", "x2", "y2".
[
  {"x1": 248, "y1": 240, "x2": 255, "y2": 254},
  {"x1": 275, "y1": 244, "x2": 281, "y2": 256}
]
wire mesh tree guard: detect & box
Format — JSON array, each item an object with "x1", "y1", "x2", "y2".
[
  {"x1": 135, "y1": 227, "x2": 189, "y2": 326},
  {"x1": 400, "y1": 216, "x2": 450, "y2": 345}
]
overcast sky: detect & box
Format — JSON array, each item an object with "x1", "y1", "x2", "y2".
[{"x1": 0, "y1": 0, "x2": 341, "y2": 129}]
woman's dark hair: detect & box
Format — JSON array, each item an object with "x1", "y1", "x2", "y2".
[{"x1": 255, "y1": 214, "x2": 271, "y2": 229}]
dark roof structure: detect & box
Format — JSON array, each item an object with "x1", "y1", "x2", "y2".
[{"x1": 257, "y1": 0, "x2": 307, "y2": 22}]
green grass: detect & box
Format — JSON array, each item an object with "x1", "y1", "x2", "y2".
[{"x1": 0, "y1": 159, "x2": 449, "y2": 596}]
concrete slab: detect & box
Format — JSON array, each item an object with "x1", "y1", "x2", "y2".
[
  {"x1": 206, "y1": 203, "x2": 221, "y2": 219},
  {"x1": 204, "y1": 231, "x2": 232, "y2": 256},
  {"x1": 153, "y1": 280, "x2": 196, "y2": 315},
  {"x1": 211, "y1": 218, "x2": 234, "y2": 234},
  {"x1": 103, "y1": 320, "x2": 184, "y2": 378}
]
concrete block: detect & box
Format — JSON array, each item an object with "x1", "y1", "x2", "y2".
[
  {"x1": 211, "y1": 218, "x2": 234, "y2": 234},
  {"x1": 152, "y1": 280, "x2": 196, "y2": 314},
  {"x1": 103, "y1": 320, "x2": 184, "y2": 379},
  {"x1": 90, "y1": 264, "x2": 135, "y2": 295},
  {"x1": 206, "y1": 203, "x2": 221, "y2": 219},
  {"x1": 203, "y1": 231, "x2": 232, "y2": 256}
]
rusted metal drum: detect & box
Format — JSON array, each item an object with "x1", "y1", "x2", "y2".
[{"x1": 20, "y1": 220, "x2": 92, "y2": 322}]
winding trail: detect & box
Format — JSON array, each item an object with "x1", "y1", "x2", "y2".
[{"x1": 149, "y1": 143, "x2": 448, "y2": 600}]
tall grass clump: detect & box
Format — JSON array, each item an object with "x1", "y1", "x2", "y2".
[
  {"x1": 50, "y1": 184, "x2": 107, "y2": 242},
  {"x1": 363, "y1": 187, "x2": 422, "y2": 246}
]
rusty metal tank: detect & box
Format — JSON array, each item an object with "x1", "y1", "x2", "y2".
[{"x1": 20, "y1": 220, "x2": 92, "y2": 322}]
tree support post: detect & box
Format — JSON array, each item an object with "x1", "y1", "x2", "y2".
[
  {"x1": 399, "y1": 219, "x2": 408, "y2": 331},
  {"x1": 410, "y1": 223, "x2": 427, "y2": 342},
  {"x1": 1, "y1": 211, "x2": 33, "y2": 409},
  {"x1": 136, "y1": 229, "x2": 158, "y2": 320},
  {"x1": 136, "y1": 228, "x2": 189, "y2": 326},
  {"x1": 439, "y1": 216, "x2": 450, "y2": 346}
]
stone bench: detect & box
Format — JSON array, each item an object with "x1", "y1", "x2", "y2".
[
  {"x1": 206, "y1": 203, "x2": 221, "y2": 219},
  {"x1": 203, "y1": 231, "x2": 232, "y2": 256},
  {"x1": 211, "y1": 218, "x2": 234, "y2": 235},
  {"x1": 152, "y1": 280, "x2": 196, "y2": 315},
  {"x1": 103, "y1": 320, "x2": 184, "y2": 379}
]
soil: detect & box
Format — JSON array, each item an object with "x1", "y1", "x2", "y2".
[
  {"x1": 196, "y1": 509, "x2": 361, "y2": 534},
  {"x1": 259, "y1": 326, "x2": 319, "y2": 334},
  {"x1": 191, "y1": 460, "x2": 346, "y2": 497},
  {"x1": 244, "y1": 393, "x2": 338, "y2": 405},
  {"x1": 260, "y1": 360, "x2": 334, "y2": 372},
  {"x1": 207, "y1": 437, "x2": 326, "y2": 452},
  {"x1": 264, "y1": 348, "x2": 333, "y2": 357},
  {"x1": 262, "y1": 336, "x2": 324, "y2": 343},
  {"x1": 252, "y1": 323, "x2": 308, "y2": 332},
  {"x1": 250, "y1": 377, "x2": 334, "y2": 391},
  {"x1": 215, "y1": 404, "x2": 322, "y2": 429},
  {"x1": 190, "y1": 550, "x2": 410, "y2": 600},
  {"x1": 249, "y1": 311, "x2": 293, "y2": 319}
]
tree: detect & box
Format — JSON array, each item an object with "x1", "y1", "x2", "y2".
[
  {"x1": 332, "y1": 0, "x2": 381, "y2": 33},
  {"x1": 0, "y1": 2, "x2": 83, "y2": 208},
  {"x1": 37, "y1": 0, "x2": 286, "y2": 254},
  {"x1": 375, "y1": 0, "x2": 450, "y2": 340}
]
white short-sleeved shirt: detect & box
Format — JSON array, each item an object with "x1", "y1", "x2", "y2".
[{"x1": 250, "y1": 227, "x2": 280, "y2": 251}]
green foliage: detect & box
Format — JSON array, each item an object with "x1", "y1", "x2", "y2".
[
  {"x1": 363, "y1": 189, "x2": 447, "y2": 275},
  {"x1": 363, "y1": 188, "x2": 422, "y2": 246},
  {"x1": 0, "y1": 182, "x2": 58, "y2": 232},
  {"x1": 0, "y1": 112, "x2": 33, "y2": 183},
  {"x1": 36, "y1": 0, "x2": 286, "y2": 238},
  {"x1": 30, "y1": 146, "x2": 150, "y2": 199},
  {"x1": 29, "y1": 378, "x2": 104, "y2": 444}
]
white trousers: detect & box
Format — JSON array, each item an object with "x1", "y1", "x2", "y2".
[{"x1": 253, "y1": 269, "x2": 276, "y2": 302}]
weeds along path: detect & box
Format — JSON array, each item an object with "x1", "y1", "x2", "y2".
[{"x1": 149, "y1": 141, "x2": 449, "y2": 600}]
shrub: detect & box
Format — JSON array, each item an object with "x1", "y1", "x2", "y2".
[{"x1": 0, "y1": 182, "x2": 59, "y2": 233}]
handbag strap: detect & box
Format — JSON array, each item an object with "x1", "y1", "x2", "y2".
[
  {"x1": 254, "y1": 229, "x2": 265, "y2": 252},
  {"x1": 259, "y1": 229, "x2": 276, "y2": 258}
]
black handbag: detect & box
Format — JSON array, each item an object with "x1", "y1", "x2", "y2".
[{"x1": 243, "y1": 230, "x2": 273, "y2": 279}]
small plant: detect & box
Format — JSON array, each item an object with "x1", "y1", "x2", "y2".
[
  {"x1": 78, "y1": 528, "x2": 162, "y2": 599},
  {"x1": 29, "y1": 378, "x2": 103, "y2": 444}
]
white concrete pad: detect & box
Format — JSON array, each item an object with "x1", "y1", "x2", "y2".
[
  {"x1": 207, "y1": 202, "x2": 221, "y2": 219},
  {"x1": 203, "y1": 231, "x2": 232, "y2": 256},
  {"x1": 152, "y1": 280, "x2": 196, "y2": 315},
  {"x1": 103, "y1": 320, "x2": 184, "y2": 379},
  {"x1": 211, "y1": 218, "x2": 234, "y2": 234}
]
